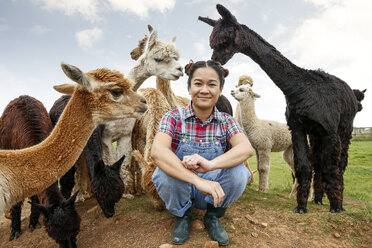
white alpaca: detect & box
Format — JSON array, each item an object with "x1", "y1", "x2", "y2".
[
  {"x1": 231, "y1": 84, "x2": 296, "y2": 194},
  {"x1": 101, "y1": 28, "x2": 183, "y2": 195}
]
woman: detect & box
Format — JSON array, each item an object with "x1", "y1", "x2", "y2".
[{"x1": 151, "y1": 60, "x2": 254, "y2": 246}]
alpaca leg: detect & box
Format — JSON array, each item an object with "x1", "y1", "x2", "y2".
[
  {"x1": 72, "y1": 155, "x2": 91, "y2": 202},
  {"x1": 9, "y1": 201, "x2": 23, "y2": 241},
  {"x1": 116, "y1": 135, "x2": 135, "y2": 196},
  {"x1": 60, "y1": 165, "x2": 76, "y2": 199},
  {"x1": 289, "y1": 123, "x2": 312, "y2": 214},
  {"x1": 321, "y1": 133, "x2": 344, "y2": 213},
  {"x1": 28, "y1": 195, "x2": 41, "y2": 232},
  {"x1": 257, "y1": 149, "x2": 271, "y2": 193},
  {"x1": 244, "y1": 160, "x2": 255, "y2": 184},
  {"x1": 309, "y1": 135, "x2": 323, "y2": 204}
]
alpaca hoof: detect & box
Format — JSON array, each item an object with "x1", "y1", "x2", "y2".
[
  {"x1": 29, "y1": 222, "x2": 41, "y2": 232},
  {"x1": 293, "y1": 206, "x2": 307, "y2": 214},
  {"x1": 9, "y1": 230, "x2": 22, "y2": 241},
  {"x1": 312, "y1": 199, "x2": 323, "y2": 205},
  {"x1": 330, "y1": 207, "x2": 345, "y2": 213}
]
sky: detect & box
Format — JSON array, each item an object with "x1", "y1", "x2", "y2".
[{"x1": 0, "y1": 0, "x2": 371, "y2": 127}]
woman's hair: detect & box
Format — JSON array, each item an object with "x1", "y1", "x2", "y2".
[{"x1": 184, "y1": 60, "x2": 229, "y2": 89}]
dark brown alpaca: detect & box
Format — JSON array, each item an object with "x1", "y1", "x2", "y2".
[
  {"x1": 0, "y1": 95, "x2": 80, "y2": 247},
  {"x1": 199, "y1": 4, "x2": 360, "y2": 213}
]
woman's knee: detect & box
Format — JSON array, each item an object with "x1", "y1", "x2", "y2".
[{"x1": 228, "y1": 163, "x2": 251, "y2": 186}]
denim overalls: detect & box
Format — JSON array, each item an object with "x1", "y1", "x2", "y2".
[{"x1": 152, "y1": 108, "x2": 251, "y2": 217}]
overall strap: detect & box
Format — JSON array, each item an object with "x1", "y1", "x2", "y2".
[{"x1": 178, "y1": 108, "x2": 187, "y2": 135}]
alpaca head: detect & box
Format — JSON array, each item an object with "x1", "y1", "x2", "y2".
[
  {"x1": 199, "y1": 4, "x2": 242, "y2": 65},
  {"x1": 137, "y1": 29, "x2": 183, "y2": 80},
  {"x1": 231, "y1": 84, "x2": 260, "y2": 102},
  {"x1": 238, "y1": 75, "x2": 254, "y2": 87},
  {"x1": 54, "y1": 63, "x2": 147, "y2": 125},
  {"x1": 91, "y1": 155, "x2": 125, "y2": 218},
  {"x1": 29, "y1": 191, "x2": 81, "y2": 247}
]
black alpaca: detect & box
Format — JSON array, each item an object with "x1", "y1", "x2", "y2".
[
  {"x1": 49, "y1": 95, "x2": 125, "y2": 218},
  {"x1": 0, "y1": 95, "x2": 80, "y2": 247},
  {"x1": 199, "y1": 4, "x2": 361, "y2": 213}
]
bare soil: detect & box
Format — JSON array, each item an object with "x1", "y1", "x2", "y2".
[{"x1": 0, "y1": 188, "x2": 371, "y2": 248}]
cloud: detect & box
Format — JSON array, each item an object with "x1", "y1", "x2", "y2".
[
  {"x1": 193, "y1": 40, "x2": 208, "y2": 57},
  {"x1": 0, "y1": 24, "x2": 9, "y2": 32},
  {"x1": 29, "y1": 24, "x2": 50, "y2": 34},
  {"x1": 32, "y1": 0, "x2": 100, "y2": 22},
  {"x1": 280, "y1": 0, "x2": 372, "y2": 126},
  {"x1": 76, "y1": 27, "x2": 103, "y2": 49},
  {"x1": 283, "y1": 0, "x2": 372, "y2": 69},
  {"x1": 107, "y1": 0, "x2": 176, "y2": 18}
]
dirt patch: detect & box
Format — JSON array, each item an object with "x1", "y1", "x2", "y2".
[{"x1": 0, "y1": 190, "x2": 371, "y2": 248}]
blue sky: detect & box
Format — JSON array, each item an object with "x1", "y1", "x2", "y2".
[{"x1": 0, "y1": 0, "x2": 371, "y2": 127}]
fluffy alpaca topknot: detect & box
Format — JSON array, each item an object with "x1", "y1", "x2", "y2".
[
  {"x1": 238, "y1": 75, "x2": 254, "y2": 86},
  {"x1": 87, "y1": 68, "x2": 133, "y2": 91}
]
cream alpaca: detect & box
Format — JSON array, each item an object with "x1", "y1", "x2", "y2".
[
  {"x1": 101, "y1": 27, "x2": 184, "y2": 195},
  {"x1": 231, "y1": 84, "x2": 295, "y2": 193},
  {"x1": 0, "y1": 63, "x2": 147, "y2": 213}
]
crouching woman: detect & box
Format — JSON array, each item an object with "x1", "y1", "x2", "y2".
[{"x1": 151, "y1": 60, "x2": 254, "y2": 246}]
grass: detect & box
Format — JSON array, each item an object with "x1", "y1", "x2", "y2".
[
  {"x1": 241, "y1": 139, "x2": 372, "y2": 222},
  {"x1": 113, "y1": 139, "x2": 372, "y2": 246}
]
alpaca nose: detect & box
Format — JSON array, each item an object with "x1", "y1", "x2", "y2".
[{"x1": 140, "y1": 97, "x2": 147, "y2": 105}]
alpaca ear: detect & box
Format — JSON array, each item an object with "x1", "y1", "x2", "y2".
[
  {"x1": 198, "y1": 16, "x2": 217, "y2": 27},
  {"x1": 65, "y1": 190, "x2": 79, "y2": 206},
  {"x1": 147, "y1": 31, "x2": 158, "y2": 51},
  {"x1": 252, "y1": 92, "x2": 261, "y2": 98},
  {"x1": 53, "y1": 84, "x2": 75, "y2": 95},
  {"x1": 112, "y1": 155, "x2": 125, "y2": 172},
  {"x1": 61, "y1": 62, "x2": 92, "y2": 91},
  {"x1": 362, "y1": 89, "x2": 367, "y2": 93},
  {"x1": 216, "y1": 4, "x2": 238, "y2": 23},
  {"x1": 171, "y1": 36, "x2": 177, "y2": 43},
  {"x1": 147, "y1": 24, "x2": 153, "y2": 33},
  {"x1": 28, "y1": 201, "x2": 52, "y2": 217}
]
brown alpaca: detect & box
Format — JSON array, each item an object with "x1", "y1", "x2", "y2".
[{"x1": 0, "y1": 63, "x2": 147, "y2": 213}]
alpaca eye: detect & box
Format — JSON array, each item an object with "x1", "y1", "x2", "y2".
[
  {"x1": 154, "y1": 58, "x2": 163, "y2": 63},
  {"x1": 239, "y1": 88, "x2": 244, "y2": 92},
  {"x1": 110, "y1": 90, "x2": 123, "y2": 98}
]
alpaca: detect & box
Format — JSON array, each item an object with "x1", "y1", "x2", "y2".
[
  {"x1": 101, "y1": 27, "x2": 183, "y2": 196},
  {"x1": 231, "y1": 84, "x2": 298, "y2": 194},
  {"x1": 131, "y1": 87, "x2": 173, "y2": 196},
  {"x1": 0, "y1": 95, "x2": 81, "y2": 246},
  {"x1": 0, "y1": 62, "x2": 147, "y2": 213},
  {"x1": 200, "y1": 4, "x2": 360, "y2": 213},
  {"x1": 50, "y1": 95, "x2": 125, "y2": 217},
  {"x1": 30, "y1": 187, "x2": 80, "y2": 248}
]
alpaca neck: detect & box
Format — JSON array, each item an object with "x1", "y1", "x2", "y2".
[
  {"x1": 4, "y1": 89, "x2": 95, "y2": 200},
  {"x1": 239, "y1": 97, "x2": 259, "y2": 130},
  {"x1": 129, "y1": 62, "x2": 152, "y2": 92},
  {"x1": 156, "y1": 77, "x2": 178, "y2": 109},
  {"x1": 238, "y1": 24, "x2": 305, "y2": 97}
]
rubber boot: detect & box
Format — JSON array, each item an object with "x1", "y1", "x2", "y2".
[
  {"x1": 203, "y1": 204, "x2": 229, "y2": 246},
  {"x1": 171, "y1": 208, "x2": 192, "y2": 244}
]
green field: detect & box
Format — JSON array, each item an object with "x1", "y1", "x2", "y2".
[{"x1": 244, "y1": 138, "x2": 372, "y2": 220}]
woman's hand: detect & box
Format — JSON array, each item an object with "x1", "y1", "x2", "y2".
[
  {"x1": 182, "y1": 154, "x2": 214, "y2": 173},
  {"x1": 194, "y1": 178, "x2": 225, "y2": 207}
]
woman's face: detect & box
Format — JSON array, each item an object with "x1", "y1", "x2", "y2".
[{"x1": 188, "y1": 66, "x2": 222, "y2": 111}]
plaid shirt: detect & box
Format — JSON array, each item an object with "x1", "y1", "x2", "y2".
[{"x1": 157, "y1": 102, "x2": 244, "y2": 152}]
